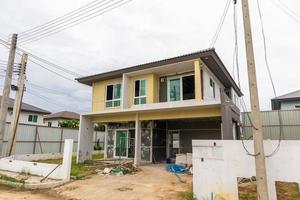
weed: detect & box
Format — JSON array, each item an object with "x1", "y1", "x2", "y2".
[
  {"x1": 180, "y1": 189, "x2": 196, "y2": 200},
  {"x1": 0, "y1": 174, "x2": 25, "y2": 184}
]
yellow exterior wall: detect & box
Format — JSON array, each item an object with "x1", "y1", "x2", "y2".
[
  {"x1": 92, "y1": 77, "x2": 122, "y2": 112},
  {"x1": 91, "y1": 107, "x2": 221, "y2": 123},
  {"x1": 128, "y1": 73, "x2": 159, "y2": 106},
  {"x1": 194, "y1": 59, "x2": 202, "y2": 100}
]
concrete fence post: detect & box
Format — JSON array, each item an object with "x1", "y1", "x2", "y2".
[{"x1": 61, "y1": 139, "x2": 73, "y2": 181}]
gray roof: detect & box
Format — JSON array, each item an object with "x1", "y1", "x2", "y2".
[
  {"x1": 273, "y1": 90, "x2": 300, "y2": 100},
  {"x1": 76, "y1": 48, "x2": 243, "y2": 96},
  {"x1": 44, "y1": 111, "x2": 79, "y2": 120},
  {"x1": 0, "y1": 96, "x2": 51, "y2": 114}
]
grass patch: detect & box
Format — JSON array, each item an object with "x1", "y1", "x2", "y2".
[
  {"x1": 0, "y1": 174, "x2": 25, "y2": 184},
  {"x1": 239, "y1": 180, "x2": 300, "y2": 200},
  {"x1": 179, "y1": 189, "x2": 196, "y2": 200},
  {"x1": 39, "y1": 153, "x2": 109, "y2": 179}
]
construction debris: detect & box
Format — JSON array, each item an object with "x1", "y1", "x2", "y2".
[{"x1": 99, "y1": 161, "x2": 139, "y2": 175}]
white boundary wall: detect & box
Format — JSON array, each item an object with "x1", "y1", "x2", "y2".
[
  {"x1": 0, "y1": 139, "x2": 73, "y2": 180},
  {"x1": 192, "y1": 140, "x2": 300, "y2": 200}
]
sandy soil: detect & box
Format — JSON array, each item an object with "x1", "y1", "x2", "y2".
[
  {"x1": 0, "y1": 185, "x2": 58, "y2": 200},
  {"x1": 0, "y1": 164, "x2": 192, "y2": 200}
]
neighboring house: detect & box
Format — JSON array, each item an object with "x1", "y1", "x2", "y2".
[
  {"x1": 44, "y1": 111, "x2": 80, "y2": 127},
  {"x1": 271, "y1": 90, "x2": 300, "y2": 110},
  {"x1": 75, "y1": 48, "x2": 242, "y2": 164},
  {"x1": 0, "y1": 96, "x2": 51, "y2": 125}
]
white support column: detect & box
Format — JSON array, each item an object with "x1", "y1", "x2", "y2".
[
  {"x1": 104, "y1": 124, "x2": 108, "y2": 159},
  {"x1": 122, "y1": 73, "x2": 130, "y2": 109},
  {"x1": 77, "y1": 115, "x2": 94, "y2": 163},
  {"x1": 134, "y1": 114, "x2": 141, "y2": 165},
  {"x1": 61, "y1": 139, "x2": 73, "y2": 181}
]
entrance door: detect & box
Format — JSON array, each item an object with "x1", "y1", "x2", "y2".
[{"x1": 115, "y1": 130, "x2": 128, "y2": 158}]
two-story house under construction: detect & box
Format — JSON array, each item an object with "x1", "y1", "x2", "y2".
[{"x1": 76, "y1": 48, "x2": 242, "y2": 165}]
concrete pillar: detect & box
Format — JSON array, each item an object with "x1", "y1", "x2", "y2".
[
  {"x1": 104, "y1": 124, "x2": 108, "y2": 159},
  {"x1": 77, "y1": 115, "x2": 94, "y2": 163},
  {"x1": 134, "y1": 114, "x2": 141, "y2": 165},
  {"x1": 194, "y1": 59, "x2": 202, "y2": 101},
  {"x1": 122, "y1": 73, "x2": 130, "y2": 109},
  {"x1": 61, "y1": 139, "x2": 73, "y2": 181}
]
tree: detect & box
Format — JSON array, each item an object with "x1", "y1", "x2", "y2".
[{"x1": 58, "y1": 120, "x2": 79, "y2": 129}]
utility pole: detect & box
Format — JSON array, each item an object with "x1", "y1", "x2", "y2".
[
  {"x1": 6, "y1": 53, "x2": 27, "y2": 156},
  {"x1": 241, "y1": 0, "x2": 269, "y2": 199},
  {"x1": 0, "y1": 34, "x2": 18, "y2": 157}
]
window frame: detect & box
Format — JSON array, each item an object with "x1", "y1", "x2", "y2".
[
  {"x1": 133, "y1": 79, "x2": 147, "y2": 105},
  {"x1": 28, "y1": 114, "x2": 38, "y2": 123},
  {"x1": 167, "y1": 73, "x2": 195, "y2": 102},
  {"x1": 209, "y1": 78, "x2": 216, "y2": 99},
  {"x1": 105, "y1": 83, "x2": 122, "y2": 108}
]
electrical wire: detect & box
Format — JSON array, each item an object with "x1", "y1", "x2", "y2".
[
  {"x1": 256, "y1": 0, "x2": 283, "y2": 157},
  {"x1": 25, "y1": 90, "x2": 69, "y2": 109},
  {"x1": 17, "y1": 47, "x2": 82, "y2": 77},
  {"x1": 270, "y1": 0, "x2": 300, "y2": 23},
  {"x1": 18, "y1": 0, "x2": 116, "y2": 41},
  {"x1": 18, "y1": 0, "x2": 108, "y2": 36},
  {"x1": 27, "y1": 58, "x2": 76, "y2": 83},
  {"x1": 18, "y1": 0, "x2": 133, "y2": 44},
  {"x1": 233, "y1": 1, "x2": 241, "y2": 88},
  {"x1": 27, "y1": 81, "x2": 90, "y2": 102},
  {"x1": 210, "y1": 0, "x2": 231, "y2": 47},
  {"x1": 277, "y1": 0, "x2": 300, "y2": 19},
  {"x1": 0, "y1": 38, "x2": 89, "y2": 87}
]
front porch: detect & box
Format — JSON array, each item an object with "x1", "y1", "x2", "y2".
[{"x1": 76, "y1": 99, "x2": 240, "y2": 164}]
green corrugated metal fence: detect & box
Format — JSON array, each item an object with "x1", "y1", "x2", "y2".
[{"x1": 242, "y1": 110, "x2": 300, "y2": 140}]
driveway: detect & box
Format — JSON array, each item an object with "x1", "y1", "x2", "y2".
[{"x1": 0, "y1": 164, "x2": 192, "y2": 200}]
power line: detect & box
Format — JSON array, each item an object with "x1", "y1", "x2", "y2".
[
  {"x1": 210, "y1": 0, "x2": 231, "y2": 47},
  {"x1": 27, "y1": 81, "x2": 90, "y2": 102},
  {"x1": 27, "y1": 58, "x2": 76, "y2": 82},
  {"x1": 232, "y1": 1, "x2": 241, "y2": 88},
  {"x1": 277, "y1": 0, "x2": 300, "y2": 20},
  {"x1": 18, "y1": 0, "x2": 115, "y2": 41},
  {"x1": 19, "y1": 0, "x2": 108, "y2": 36},
  {"x1": 270, "y1": 0, "x2": 300, "y2": 23},
  {"x1": 256, "y1": 0, "x2": 283, "y2": 157},
  {"x1": 257, "y1": 0, "x2": 277, "y2": 96},
  {"x1": 17, "y1": 47, "x2": 82, "y2": 77},
  {"x1": 18, "y1": 0, "x2": 133, "y2": 44},
  {"x1": 0, "y1": 38, "x2": 89, "y2": 86},
  {"x1": 25, "y1": 90, "x2": 68, "y2": 110}
]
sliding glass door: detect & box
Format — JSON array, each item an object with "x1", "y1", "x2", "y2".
[{"x1": 115, "y1": 130, "x2": 128, "y2": 157}]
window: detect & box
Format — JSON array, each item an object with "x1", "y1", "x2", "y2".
[
  {"x1": 182, "y1": 75, "x2": 195, "y2": 100},
  {"x1": 28, "y1": 115, "x2": 38, "y2": 123},
  {"x1": 168, "y1": 75, "x2": 195, "y2": 101},
  {"x1": 48, "y1": 122, "x2": 52, "y2": 127},
  {"x1": 295, "y1": 105, "x2": 300, "y2": 109},
  {"x1": 105, "y1": 83, "x2": 121, "y2": 108},
  {"x1": 169, "y1": 78, "x2": 181, "y2": 101},
  {"x1": 210, "y1": 78, "x2": 216, "y2": 98},
  {"x1": 134, "y1": 79, "x2": 146, "y2": 105}
]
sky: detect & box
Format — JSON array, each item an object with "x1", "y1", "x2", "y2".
[{"x1": 0, "y1": 0, "x2": 299, "y2": 113}]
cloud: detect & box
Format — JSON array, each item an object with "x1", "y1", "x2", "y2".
[{"x1": 0, "y1": 0, "x2": 299, "y2": 113}]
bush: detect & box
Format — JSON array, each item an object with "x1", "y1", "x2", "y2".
[
  {"x1": 94, "y1": 123, "x2": 105, "y2": 131},
  {"x1": 58, "y1": 120, "x2": 79, "y2": 129}
]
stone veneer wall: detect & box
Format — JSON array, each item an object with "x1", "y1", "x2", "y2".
[{"x1": 106, "y1": 121, "x2": 152, "y2": 162}]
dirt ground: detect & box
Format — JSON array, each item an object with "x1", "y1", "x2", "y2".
[{"x1": 0, "y1": 164, "x2": 192, "y2": 200}]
